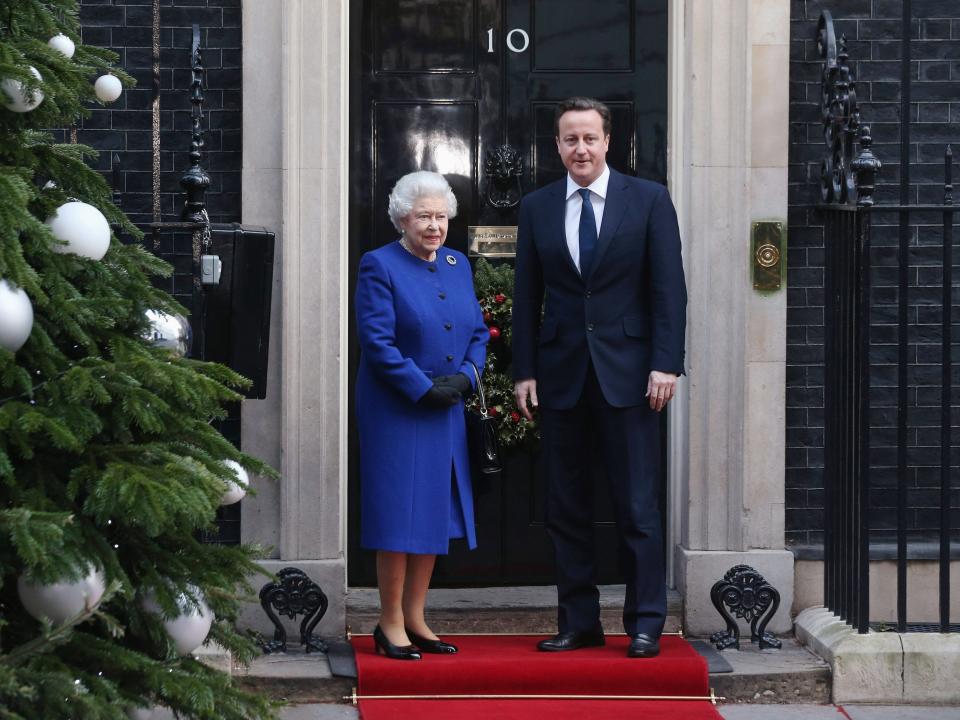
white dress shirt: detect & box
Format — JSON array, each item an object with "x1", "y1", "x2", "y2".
[{"x1": 564, "y1": 164, "x2": 610, "y2": 274}]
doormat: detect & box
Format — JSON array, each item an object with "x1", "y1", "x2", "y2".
[{"x1": 350, "y1": 634, "x2": 723, "y2": 719}]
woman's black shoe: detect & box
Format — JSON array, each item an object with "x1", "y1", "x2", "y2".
[
  {"x1": 406, "y1": 628, "x2": 458, "y2": 654},
  {"x1": 373, "y1": 625, "x2": 421, "y2": 660}
]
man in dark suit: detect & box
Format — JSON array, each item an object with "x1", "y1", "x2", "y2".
[{"x1": 512, "y1": 97, "x2": 686, "y2": 658}]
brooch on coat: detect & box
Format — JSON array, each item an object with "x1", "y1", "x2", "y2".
[{"x1": 446, "y1": 255, "x2": 457, "y2": 265}]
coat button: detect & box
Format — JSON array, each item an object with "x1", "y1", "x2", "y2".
[
  {"x1": 446, "y1": 354, "x2": 454, "y2": 361},
  {"x1": 438, "y1": 292, "x2": 447, "y2": 300},
  {"x1": 428, "y1": 266, "x2": 437, "y2": 273},
  {"x1": 585, "y1": 290, "x2": 592, "y2": 298},
  {"x1": 444, "y1": 323, "x2": 452, "y2": 330},
  {"x1": 587, "y1": 323, "x2": 595, "y2": 331}
]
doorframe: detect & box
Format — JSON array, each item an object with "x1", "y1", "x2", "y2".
[
  {"x1": 338, "y1": 0, "x2": 691, "y2": 587},
  {"x1": 338, "y1": 1, "x2": 352, "y2": 571},
  {"x1": 664, "y1": 0, "x2": 687, "y2": 589}
]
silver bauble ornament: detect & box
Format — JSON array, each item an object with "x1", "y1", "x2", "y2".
[
  {"x1": 127, "y1": 707, "x2": 153, "y2": 720},
  {"x1": 1, "y1": 66, "x2": 44, "y2": 113},
  {"x1": 17, "y1": 567, "x2": 106, "y2": 625},
  {"x1": 0, "y1": 279, "x2": 34, "y2": 352},
  {"x1": 141, "y1": 587, "x2": 214, "y2": 656},
  {"x1": 46, "y1": 201, "x2": 111, "y2": 260},
  {"x1": 142, "y1": 310, "x2": 192, "y2": 357},
  {"x1": 48, "y1": 34, "x2": 76, "y2": 59},
  {"x1": 219, "y1": 460, "x2": 249, "y2": 506},
  {"x1": 94, "y1": 74, "x2": 123, "y2": 103}
]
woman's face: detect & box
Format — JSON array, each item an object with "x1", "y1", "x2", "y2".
[{"x1": 399, "y1": 195, "x2": 449, "y2": 260}]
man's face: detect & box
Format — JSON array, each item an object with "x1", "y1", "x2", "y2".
[{"x1": 556, "y1": 109, "x2": 610, "y2": 187}]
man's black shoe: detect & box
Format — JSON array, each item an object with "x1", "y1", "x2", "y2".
[
  {"x1": 626, "y1": 633, "x2": 660, "y2": 658},
  {"x1": 536, "y1": 630, "x2": 606, "y2": 652}
]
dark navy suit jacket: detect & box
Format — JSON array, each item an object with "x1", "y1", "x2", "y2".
[{"x1": 512, "y1": 168, "x2": 687, "y2": 409}]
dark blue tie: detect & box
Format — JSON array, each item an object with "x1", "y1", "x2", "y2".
[{"x1": 578, "y1": 188, "x2": 598, "y2": 277}]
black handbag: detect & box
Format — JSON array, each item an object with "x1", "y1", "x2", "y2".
[{"x1": 464, "y1": 360, "x2": 502, "y2": 483}]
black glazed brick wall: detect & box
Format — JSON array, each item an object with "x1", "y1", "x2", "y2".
[
  {"x1": 79, "y1": 0, "x2": 242, "y2": 543},
  {"x1": 79, "y1": 0, "x2": 242, "y2": 307},
  {"x1": 789, "y1": 0, "x2": 960, "y2": 553}
]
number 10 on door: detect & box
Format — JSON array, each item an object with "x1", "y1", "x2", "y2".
[{"x1": 486, "y1": 27, "x2": 530, "y2": 53}]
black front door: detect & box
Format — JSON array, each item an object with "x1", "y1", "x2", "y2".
[{"x1": 348, "y1": 0, "x2": 669, "y2": 586}]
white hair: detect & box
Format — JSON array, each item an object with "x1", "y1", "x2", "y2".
[{"x1": 387, "y1": 171, "x2": 458, "y2": 232}]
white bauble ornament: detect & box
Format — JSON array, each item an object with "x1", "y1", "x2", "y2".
[
  {"x1": 0, "y1": 279, "x2": 34, "y2": 352},
  {"x1": 48, "y1": 34, "x2": 76, "y2": 59},
  {"x1": 127, "y1": 707, "x2": 153, "y2": 720},
  {"x1": 141, "y1": 588, "x2": 214, "y2": 656},
  {"x1": 219, "y1": 460, "x2": 249, "y2": 506},
  {"x1": 1, "y1": 66, "x2": 44, "y2": 113},
  {"x1": 142, "y1": 310, "x2": 191, "y2": 357},
  {"x1": 17, "y1": 568, "x2": 106, "y2": 625},
  {"x1": 46, "y1": 201, "x2": 111, "y2": 260},
  {"x1": 94, "y1": 74, "x2": 123, "y2": 103}
]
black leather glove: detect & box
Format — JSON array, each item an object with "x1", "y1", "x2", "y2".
[
  {"x1": 434, "y1": 372, "x2": 472, "y2": 396},
  {"x1": 419, "y1": 382, "x2": 461, "y2": 409}
]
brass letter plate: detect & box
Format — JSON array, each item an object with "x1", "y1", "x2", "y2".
[
  {"x1": 752, "y1": 221, "x2": 785, "y2": 292},
  {"x1": 468, "y1": 226, "x2": 518, "y2": 258}
]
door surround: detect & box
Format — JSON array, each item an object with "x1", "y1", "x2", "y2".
[{"x1": 347, "y1": 0, "x2": 673, "y2": 586}]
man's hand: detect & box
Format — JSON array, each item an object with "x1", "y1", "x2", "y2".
[
  {"x1": 646, "y1": 371, "x2": 677, "y2": 412},
  {"x1": 514, "y1": 379, "x2": 539, "y2": 421}
]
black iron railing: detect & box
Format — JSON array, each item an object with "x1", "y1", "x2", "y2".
[
  {"x1": 822, "y1": 202, "x2": 871, "y2": 633},
  {"x1": 817, "y1": 7, "x2": 957, "y2": 634}
]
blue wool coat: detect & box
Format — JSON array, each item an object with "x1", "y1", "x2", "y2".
[{"x1": 355, "y1": 240, "x2": 489, "y2": 554}]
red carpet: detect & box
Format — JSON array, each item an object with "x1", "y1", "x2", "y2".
[{"x1": 351, "y1": 634, "x2": 723, "y2": 719}]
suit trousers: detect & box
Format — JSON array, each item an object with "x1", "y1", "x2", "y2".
[{"x1": 540, "y1": 361, "x2": 667, "y2": 637}]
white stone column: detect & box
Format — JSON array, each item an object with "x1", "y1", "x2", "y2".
[
  {"x1": 240, "y1": 0, "x2": 349, "y2": 636},
  {"x1": 240, "y1": 0, "x2": 283, "y2": 557},
  {"x1": 673, "y1": 0, "x2": 793, "y2": 635}
]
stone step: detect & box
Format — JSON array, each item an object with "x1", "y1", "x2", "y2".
[
  {"x1": 708, "y1": 640, "x2": 831, "y2": 704},
  {"x1": 345, "y1": 584, "x2": 684, "y2": 635},
  {"x1": 234, "y1": 585, "x2": 829, "y2": 706},
  {"x1": 234, "y1": 651, "x2": 353, "y2": 705},
  {"x1": 232, "y1": 635, "x2": 830, "y2": 706}
]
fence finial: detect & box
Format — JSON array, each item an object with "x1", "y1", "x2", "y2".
[
  {"x1": 819, "y1": 12, "x2": 879, "y2": 205},
  {"x1": 852, "y1": 125, "x2": 881, "y2": 207},
  {"x1": 180, "y1": 23, "x2": 210, "y2": 224}
]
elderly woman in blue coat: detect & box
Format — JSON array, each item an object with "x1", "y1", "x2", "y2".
[{"x1": 356, "y1": 171, "x2": 489, "y2": 660}]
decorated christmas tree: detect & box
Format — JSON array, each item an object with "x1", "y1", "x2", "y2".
[
  {"x1": 471, "y1": 258, "x2": 537, "y2": 450},
  {"x1": 0, "y1": 2, "x2": 277, "y2": 718}
]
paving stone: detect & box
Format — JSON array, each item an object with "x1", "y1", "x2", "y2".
[
  {"x1": 281, "y1": 705, "x2": 359, "y2": 720},
  {"x1": 145, "y1": 702, "x2": 960, "y2": 719},
  {"x1": 844, "y1": 706, "x2": 960, "y2": 720},
  {"x1": 721, "y1": 706, "x2": 960, "y2": 719},
  {"x1": 719, "y1": 705, "x2": 842, "y2": 719}
]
